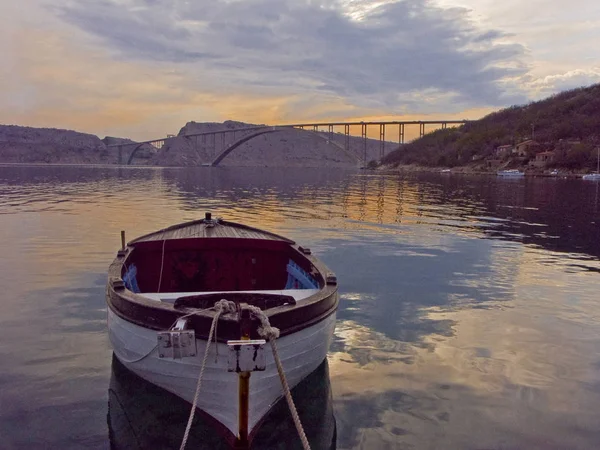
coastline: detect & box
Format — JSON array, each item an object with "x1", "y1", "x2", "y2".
[{"x1": 375, "y1": 163, "x2": 592, "y2": 179}]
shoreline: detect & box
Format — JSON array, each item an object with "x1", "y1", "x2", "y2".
[{"x1": 375, "y1": 163, "x2": 592, "y2": 179}]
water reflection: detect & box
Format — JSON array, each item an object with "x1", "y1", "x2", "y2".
[
  {"x1": 2, "y1": 165, "x2": 600, "y2": 449},
  {"x1": 108, "y1": 355, "x2": 336, "y2": 450}
]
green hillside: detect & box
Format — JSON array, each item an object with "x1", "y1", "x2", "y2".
[{"x1": 382, "y1": 84, "x2": 600, "y2": 170}]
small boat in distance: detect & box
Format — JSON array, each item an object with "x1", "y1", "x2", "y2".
[
  {"x1": 497, "y1": 169, "x2": 525, "y2": 177},
  {"x1": 106, "y1": 214, "x2": 339, "y2": 447},
  {"x1": 582, "y1": 147, "x2": 600, "y2": 181}
]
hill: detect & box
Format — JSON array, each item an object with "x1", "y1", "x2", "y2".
[
  {"x1": 0, "y1": 125, "x2": 115, "y2": 164},
  {"x1": 382, "y1": 84, "x2": 600, "y2": 171}
]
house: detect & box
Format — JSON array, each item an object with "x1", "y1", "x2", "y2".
[
  {"x1": 515, "y1": 139, "x2": 539, "y2": 157},
  {"x1": 494, "y1": 144, "x2": 513, "y2": 157},
  {"x1": 530, "y1": 151, "x2": 555, "y2": 168}
]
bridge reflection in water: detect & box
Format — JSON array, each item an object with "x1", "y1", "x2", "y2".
[{"x1": 108, "y1": 354, "x2": 336, "y2": 450}]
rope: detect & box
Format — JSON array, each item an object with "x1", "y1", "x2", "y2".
[
  {"x1": 180, "y1": 299, "x2": 236, "y2": 450},
  {"x1": 246, "y1": 305, "x2": 311, "y2": 450},
  {"x1": 157, "y1": 238, "x2": 167, "y2": 292}
]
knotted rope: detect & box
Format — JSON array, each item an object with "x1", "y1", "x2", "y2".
[{"x1": 246, "y1": 305, "x2": 311, "y2": 450}]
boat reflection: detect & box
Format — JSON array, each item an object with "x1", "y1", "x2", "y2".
[{"x1": 108, "y1": 353, "x2": 336, "y2": 450}]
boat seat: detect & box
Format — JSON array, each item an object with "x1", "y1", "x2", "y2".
[{"x1": 141, "y1": 289, "x2": 320, "y2": 304}]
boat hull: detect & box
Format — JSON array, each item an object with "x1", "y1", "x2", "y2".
[{"x1": 107, "y1": 306, "x2": 337, "y2": 443}]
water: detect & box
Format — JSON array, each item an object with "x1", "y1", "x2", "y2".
[{"x1": 1, "y1": 165, "x2": 600, "y2": 449}]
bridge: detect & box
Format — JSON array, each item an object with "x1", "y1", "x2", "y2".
[{"x1": 108, "y1": 120, "x2": 468, "y2": 166}]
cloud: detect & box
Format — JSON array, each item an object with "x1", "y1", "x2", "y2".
[
  {"x1": 529, "y1": 68, "x2": 600, "y2": 97},
  {"x1": 54, "y1": 0, "x2": 529, "y2": 115}
]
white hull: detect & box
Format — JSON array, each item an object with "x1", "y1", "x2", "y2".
[
  {"x1": 497, "y1": 170, "x2": 524, "y2": 177},
  {"x1": 107, "y1": 308, "x2": 337, "y2": 438},
  {"x1": 582, "y1": 173, "x2": 600, "y2": 181}
]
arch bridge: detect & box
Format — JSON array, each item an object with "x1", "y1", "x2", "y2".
[{"x1": 107, "y1": 120, "x2": 468, "y2": 166}]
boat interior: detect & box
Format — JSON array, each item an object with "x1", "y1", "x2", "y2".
[{"x1": 121, "y1": 238, "x2": 321, "y2": 306}]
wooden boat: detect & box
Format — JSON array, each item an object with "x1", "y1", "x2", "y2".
[{"x1": 106, "y1": 213, "x2": 338, "y2": 447}]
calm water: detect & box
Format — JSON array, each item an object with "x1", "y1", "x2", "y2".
[{"x1": 1, "y1": 165, "x2": 600, "y2": 449}]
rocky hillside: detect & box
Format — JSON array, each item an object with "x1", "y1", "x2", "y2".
[
  {"x1": 152, "y1": 120, "x2": 388, "y2": 167},
  {"x1": 0, "y1": 125, "x2": 115, "y2": 164},
  {"x1": 382, "y1": 83, "x2": 600, "y2": 169},
  {"x1": 0, "y1": 120, "x2": 398, "y2": 167}
]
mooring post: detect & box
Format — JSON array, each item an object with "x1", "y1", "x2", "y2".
[{"x1": 120, "y1": 230, "x2": 126, "y2": 250}]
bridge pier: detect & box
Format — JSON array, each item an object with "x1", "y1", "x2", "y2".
[
  {"x1": 344, "y1": 124, "x2": 350, "y2": 153},
  {"x1": 328, "y1": 124, "x2": 334, "y2": 141},
  {"x1": 379, "y1": 124, "x2": 386, "y2": 159},
  {"x1": 419, "y1": 123, "x2": 425, "y2": 138},
  {"x1": 399, "y1": 123, "x2": 405, "y2": 144},
  {"x1": 361, "y1": 123, "x2": 367, "y2": 165}
]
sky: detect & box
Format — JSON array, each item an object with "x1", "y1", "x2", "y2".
[{"x1": 1, "y1": 0, "x2": 599, "y2": 140}]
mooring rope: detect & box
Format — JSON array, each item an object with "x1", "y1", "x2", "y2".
[
  {"x1": 180, "y1": 299, "x2": 237, "y2": 450},
  {"x1": 246, "y1": 305, "x2": 311, "y2": 450},
  {"x1": 157, "y1": 238, "x2": 167, "y2": 292}
]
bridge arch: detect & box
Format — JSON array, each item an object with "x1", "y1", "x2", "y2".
[
  {"x1": 126, "y1": 142, "x2": 147, "y2": 165},
  {"x1": 211, "y1": 128, "x2": 283, "y2": 166},
  {"x1": 308, "y1": 131, "x2": 362, "y2": 163},
  {"x1": 210, "y1": 127, "x2": 362, "y2": 166}
]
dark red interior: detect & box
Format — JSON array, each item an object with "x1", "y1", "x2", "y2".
[{"x1": 123, "y1": 238, "x2": 320, "y2": 293}]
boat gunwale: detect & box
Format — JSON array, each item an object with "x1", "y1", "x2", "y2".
[{"x1": 107, "y1": 230, "x2": 338, "y2": 342}]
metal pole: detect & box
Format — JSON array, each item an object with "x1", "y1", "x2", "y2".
[{"x1": 238, "y1": 370, "x2": 250, "y2": 446}]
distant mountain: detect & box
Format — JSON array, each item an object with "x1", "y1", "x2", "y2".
[
  {"x1": 0, "y1": 124, "x2": 115, "y2": 164},
  {"x1": 382, "y1": 84, "x2": 600, "y2": 170}
]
